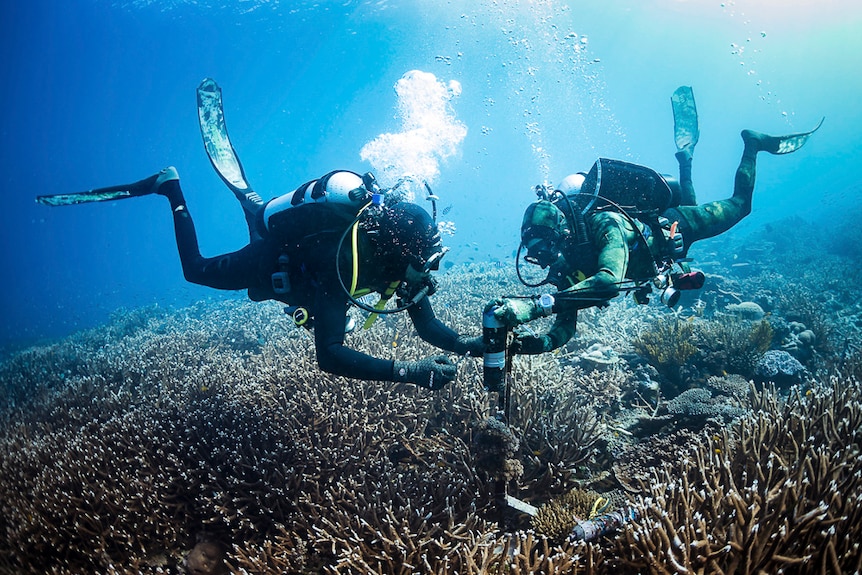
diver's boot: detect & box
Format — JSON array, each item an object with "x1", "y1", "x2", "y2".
[
  {"x1": 127, "y1": 166, "x2": 181, "y2": 197},
  {"x1": 675, "y1": 149, "x2": 692, "y2": 167},
  {"x1": 741, "y1": 117, "x2": 824, "y2": 155},
  {"x1": 234, "y1": 188, "x2": 263, "y2": 211}
]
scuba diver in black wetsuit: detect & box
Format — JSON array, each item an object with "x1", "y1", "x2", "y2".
[
  {"x1": 488, "y1": 87, "x2": 822, "y2": 355},
  {"x1": 132, "y1": 168, "x2": 483, "y2": 387},
  {"x1": 37, "y1": 80, "x2": 484, "y2": 389}
]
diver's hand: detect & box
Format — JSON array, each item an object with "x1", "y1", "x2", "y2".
[
  {"x1": 511, "y1": 333, "x2": 555, "y2": 355},
  {"x1": 660, "y1": 218, "x2": 685, "y2": 257},
  {"x1": 393, "y1": 355, "x2": 456, "y2": 390},
  {"x1": 668, "y1": 230, "x2": 684, "y2": 257},
  {"x1": 492, "y1": 298, "x2": 543, "y2": 327}
]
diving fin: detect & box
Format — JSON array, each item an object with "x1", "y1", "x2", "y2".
[
  {"x1": 197, "y1": 78, "x2": 263, "y2": 240},
  {"x1": 36, "y1": 167, "x2": 179, "y2": 207},
  {"x1": 671, "y1": 86, "x2": 699, "y2": 155},
  {"x1": 197, "y1": 78, "x2": 253, "y2": 194},
  {"x1": 761, "y1": 116, "x2": 825, "y2": 155},
  {"x1": 37, "y1": 187, "x2": 135, "y2": 207}
]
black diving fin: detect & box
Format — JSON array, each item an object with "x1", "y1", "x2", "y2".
[
  {"x1": 36, "y1": 167, "x2": 178, "y2": 207},
  {"x1": 671, "y1": 86, "x2": 699, "y2": 155}
]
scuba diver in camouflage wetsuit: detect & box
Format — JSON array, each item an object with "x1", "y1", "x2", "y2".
[{"x1": 491, "y1": 87, "x2": 822, "y2": 355}]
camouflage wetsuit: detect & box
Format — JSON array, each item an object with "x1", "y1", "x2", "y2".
[{"x1": 506, "y1": 131, "x2": 772, "y2": 355}]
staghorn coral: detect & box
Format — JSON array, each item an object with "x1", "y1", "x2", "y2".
[
  {"x1": 505, "y1": 354, "x2": 622, "y2": 499},
  {"x1": 2, "y1": 262, "x2": 861, "y2": 575},
  {"x1": 611, "y1": 429, "x2": 707, "y2": 495},
  {"x1": 615, "y1": 379, "x2": 862, "y2": 574}
]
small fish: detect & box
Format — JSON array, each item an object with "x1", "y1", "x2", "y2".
[{"x1": 442, "y1": 204, "x2": 453, "y2": 215}]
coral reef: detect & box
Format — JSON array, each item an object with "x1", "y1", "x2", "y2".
[
  {"x1": 754, "y1": 349, "x2": 808, "y2": 388},
  {"x1": 2, "y1": 226, "x2": 862, "y2": 574},
  {"x1": 631, "y1": 317, "x2": 697, "y2": 394},
  {"x1": 724, "y1": 301, "x2": 765, "y2": 320},
  {"x1": 693, "y1": 317, "x2": 773, "y2": 379},
  {"x1": 472, "y1": 416, "x2": 522, "y2": 481},
  {"x1": 704, "y1": 372, "x2": 750, "y2": 398},
  {"x1": 531, "y1": 487, "x2": 606, "y2": 543},
  {"x1": 663, "y1": 387, "x2": 747, "y2": 424},
  {"x1": 615, "y1": 380, "x2": 862, "y2": 574}
]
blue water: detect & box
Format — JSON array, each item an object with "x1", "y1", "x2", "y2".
[{"x1": 2, "y1": 0, "x2": 861, "y2": 353}]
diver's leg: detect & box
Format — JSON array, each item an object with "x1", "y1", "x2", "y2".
[
  {"x1": 665, "y1": 131, "x2": 763, "y2": 250},
  {"x1": 675, "y1": 149, "x2": 697, "y2": 206},
  {"x1": 667, "y1": 121, "x2": 820, "y2": 251},
  {"x1": 157, "y1": 172, "x2": 263, "y2": 290},
  {"x1": 671, "y1": 85, "x2": 698, "y2": 206},
  {"x1": 237, "y1": 191, "x2": 264, "y2": 243}
]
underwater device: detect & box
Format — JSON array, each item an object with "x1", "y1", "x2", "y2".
[
  {"x1": 482, "y1": 305, "x2": 508, "y2": 394},
  {"x1": 481, "y1": 304, "x2": 543, "y2": 528}
]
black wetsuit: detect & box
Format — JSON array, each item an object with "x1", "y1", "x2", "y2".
[{"x1": 160, "y1": 179, "x2": 471, "y2": 382}]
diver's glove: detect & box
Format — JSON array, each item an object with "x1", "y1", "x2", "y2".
[
  {"x1": 455, "y1": 335, "x2": 485, "y2": 356},
  {"x1": 393, "y1": 355, "x2": 456, "y2": 390},
  {"x1": 510, "y1": 333, "x2": 553, "y2": 355},
  {"x1": 668, "y1": 229, "x2": 684, "y2": 257},
  {"x1": 659, "y1": 217, "x2": 685, "y2": 258},
  {"x1": 492, "y1": 296, "x2": 553, "y2": 328}
]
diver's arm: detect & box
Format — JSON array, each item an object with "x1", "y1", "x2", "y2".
[
  {"x1": 510, "y1": 215, "x2": 631, "y2": 355},
  {"x1": 514, "y1": 308, "x2": 578, "y2": 355},
  {"x1": 569, "y1": 213, "x2": 631, "y2": 298},
  {"x1": 313, "y1": 289, "x2": 397, "y2": 381},
  {"x1": 408, "y1": 295, "x2": 482, "y2": 355}
]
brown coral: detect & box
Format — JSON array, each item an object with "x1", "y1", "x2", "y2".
[
  {"x1": 2, "y1": 264, "x2": 861, "y2": 575},
  {"x1": 531, "y1": 488, "x2": 606, "y2": 542},
  {"x1": 615, "y1": 379, "x2": 862, "y2": 574},
  {"x1": 632, "y1": 316, "x2": 698, "y2": 394}
]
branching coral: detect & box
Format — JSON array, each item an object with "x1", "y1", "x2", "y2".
[
  {"x1": 2, "y1": 263, "x2": 861, "y2": 575},
  {"x1": 506, "y1": 355, "x2": 618, "y2": 498},
  {"x1": 775, "y1": 284, "x2": 837, "y2": 357},
  {"x1": 615, "y1": 379, "x2": 862, "y2": 574},
  {"x1": 694, "y1": 317, "x2": 773, "y2": 379},
  {"x1": 531, "y1": 487, "x2": 606, "y2": 542}
]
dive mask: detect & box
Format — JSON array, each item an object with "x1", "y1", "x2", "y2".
[{"x1": 521, "y1": 200, "x2": 567, "y2": 268}]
